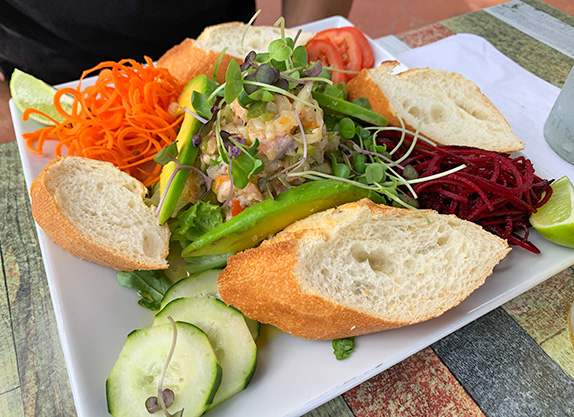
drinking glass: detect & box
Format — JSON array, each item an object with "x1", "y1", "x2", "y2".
[{"x1": 544, "y1": 65, "x2": 574, "y2": 165}]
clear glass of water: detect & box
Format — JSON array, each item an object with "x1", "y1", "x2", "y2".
[{"x1": 544, "y1": 65, "x2": 574, "y2": 165}]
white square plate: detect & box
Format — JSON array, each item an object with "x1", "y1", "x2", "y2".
[{"x1": 10, "y1": 15, "x2": 574, "y2": 417}]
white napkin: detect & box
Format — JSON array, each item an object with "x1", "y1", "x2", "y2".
[{"x1": 392, "y1": 33, "x2": 573, "y2": 180}]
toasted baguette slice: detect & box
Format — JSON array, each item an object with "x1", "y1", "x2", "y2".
[
  {"x1": 347, "y1": 61, "x2": 525, "y2": 153},
  {"x1": 30, "y1": 156, "x2": 170, "y2": 271},
  {"x1": 218, "y1": 199, "x2": 510, "y2": 340},
  {"x1": 157, "y1": 22, "x2": 315, "y2": 84}
]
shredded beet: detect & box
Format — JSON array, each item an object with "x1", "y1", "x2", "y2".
[{"x1": 378, "y1": 133, "x2": 553, "y2": 253}]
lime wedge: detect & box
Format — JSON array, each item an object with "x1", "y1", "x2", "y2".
[
  {"x1": 530, "y1": 176, "x2": 574, "y2": 248},
  {"x1": 9, "y1": 68, "x2": 73, "y2": 126}
]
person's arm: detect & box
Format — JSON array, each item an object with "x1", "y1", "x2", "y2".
[{"x1": 281, "y1": 0, "x2": 353, "y2": 27}]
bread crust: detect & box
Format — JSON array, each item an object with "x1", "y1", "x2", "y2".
[
  {"x1": 218, "y1": 238, "x2": 401, "y2": 341},
  {"x1": 30, "y1": 157, "x2": 169, "y2": 271},
  {"x1": 157, "y1": 38, "x2": 239, "y2": 85},
  {"x1": 347, "y1": 61, "x2": 402, "y2": 128},
  {"x1": 347, "y1": 61, "x2": 525, "y2": 153},
  {"x1": 218, "y1": 200, "x2": 510, "y2": 341}
]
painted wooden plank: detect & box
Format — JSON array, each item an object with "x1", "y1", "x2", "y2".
[
  {"x1": 303, "y1": 396, "x2": 354, "y2": 417},
  {"x1": 395, "y1": 22, "x2": 454, "y2": 48},
  {"x1": 503, "y1": 267, "x2": 574, "y2": 378},
  {"x1": 522, "y1": 0, "x2": 574, "y2": 27},
  {"x1": 0, "y1": 248, "x2": 20, "y2": 393},
  {"x1": 432, "y1": 308, "x2": 574, "y2": 417},
  {"x1": 0, "y1": 387, "x2": 25, "y2": 417},
  {"x1": 503, "y1": 267, "x2": 574, "y2": 344},
  {"x1": 0, "y1": 142, "x2": 76, "y2": 417},
  {"x1": 440, "y1": 10, "x2": 574, "y2": 87},
  {"x1": 343, "y1": 347, "x2": 484, "y2": 417},
  {"x1": 541, "y1": 328, "x2": 574, "y2": 379},
  {"x1": 485, "y1": 0, "x2": 574, "y2": 59}
]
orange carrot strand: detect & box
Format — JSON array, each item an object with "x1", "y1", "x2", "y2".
[{"x1": 21, "y1": 57, "x2": 183, "y2": 185}]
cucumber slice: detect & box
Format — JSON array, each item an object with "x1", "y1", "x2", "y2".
[
  {"x1": 160, "y1": 269, "x2": 221, "y2": 309},
  {"x1": 106, "y1": 322, "x2": 222, "y2": 417},
  {"x1": 244, "y1": 315, "x2": 261, "y2": 340},
  {"x1": 154, "y1": 298, "x2": 257, "y2": 408},
  {"x1": 160, "y1": 269, "x2": 261, "y2": 339}
]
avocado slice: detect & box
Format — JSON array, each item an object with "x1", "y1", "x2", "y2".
[
  {"x1": 181, "y1": 180, "x2": 384, "y2": 258},
  {"x1": 158, "y1": 75, "x2": 216, "y2": 223}
]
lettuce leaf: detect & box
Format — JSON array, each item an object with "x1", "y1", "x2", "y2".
[
  {"x1": 170, "y1": 201, "x2": 224, "y2": 249},
  {"x1": 116, "y1": 270, "x2": 172, "y2": 311}
]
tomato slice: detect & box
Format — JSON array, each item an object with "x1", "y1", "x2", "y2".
[
  {"x1": 313, "y1": 28, "x2": 363, "y2": 75},
  {"x1": 344, "y1": 26, "x2": 375, "y2": 68},
  {"x1": 306, "y1": 39, "x2": 348, "y2": 84}
]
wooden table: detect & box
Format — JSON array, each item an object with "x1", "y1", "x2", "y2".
[{"x1": 1, "y1": 0, "x2": 573, "y2": 415}]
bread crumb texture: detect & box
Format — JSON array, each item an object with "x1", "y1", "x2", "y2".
[
  {"x1": 32, "y1": 157, "x2": 169, "y2": 270},
  {"x1": 295, "y1": 201, "x2": 509, "y2": 324},
  {"x1": 219, "y1": 199, "x2": 510, "y2": 339},
  {"x1": 348, "y1": 61, "x2": 525, "y2": 152},
  {"x1": 196, "y1": 22, "x2": 315, "y2": 58}
]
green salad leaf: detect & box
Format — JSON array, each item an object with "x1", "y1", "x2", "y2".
[
  {"x1": 116, "y1": 270, "x2": 172, "y2": 311},
  {"x1": 224, "y1": 59, "x2": 243, "y2": 104},
  {"x1": 232, "y1": 139, "x2": 264, "y2": 189},
  {"x1": 154, "y1": 141, "x2": 179, "y2": 165},
  {"x1": 170, "y1": 201, "x2": 224, "y2": 249}
]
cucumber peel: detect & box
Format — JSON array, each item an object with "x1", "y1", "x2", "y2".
[
  {"x1": 106, "y1": 322, "x2": 222, "y2": 417},
  {"x1": 160, "y1": 269, "x2": 261, "y2": 339},
  {"x1": 154, "y1": 298, "x2": 258, "y2": 408}
]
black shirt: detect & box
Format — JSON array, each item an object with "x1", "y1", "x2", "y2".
[{"x1": 0, "y1": 0, "x2": 255, "y2": 84}]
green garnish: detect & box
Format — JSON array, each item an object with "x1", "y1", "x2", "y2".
[
  {"x1": 116, "y1": 270, "x2": 172, "y2": 311},
  {"x1": 170, "y1": 201, "x2": 224, "y2": 249},
  {"x1": 332, "y1": 337, "x2": 355, "y2": 360}
]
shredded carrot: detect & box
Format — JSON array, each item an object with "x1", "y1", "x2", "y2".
[{"x1": 22, "y1": 57, "x2": 184, "y2": 187}]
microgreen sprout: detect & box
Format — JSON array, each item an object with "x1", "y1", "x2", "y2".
[
  {"x1": 145, "y1": 316, "x2": 184, "y2": 417},
  {"x1": 241, "y1": 9, "x2": 262, "y2": 50},
  {"x1": 211, "y1": 109, "x2": 263, "y2": 191},
  {"x1": 206, "y1": 19, "x2": 331, "y2": 113},
  {"x1": 180, "y1": 106, "x2": 208, "y2": 124},
  {"x1": 273, "y1": 16, "x2": 286, "y2": 39},
  {"x1": 282, "y1": 110, "x2": 308, "y2": 173},
  {"x1": 212, "y1": 47, "x2": 228, "y2": 81},
  {"x1": 224, "y1": 153, "x2": 235, "y2": 208},
  {"x1": 287, "y1": 116, "x2": 467, "y2": 218}
]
